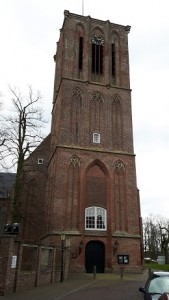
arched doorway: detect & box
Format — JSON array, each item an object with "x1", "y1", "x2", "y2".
[{"x1": 85, "y1": 241, "x2": 105, "y2": 273}]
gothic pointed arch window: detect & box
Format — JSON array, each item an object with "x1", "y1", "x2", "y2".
[
  {"x1": 91, "y1": 28, "x2": 104, "y2": 81},
  {"x1": 85, "y1": 162, "x2": 107, "y2": 231},
  {"x1": 76, "y1": 23, "x2": 85, "y2": 73},
  {"x1": 79, "y1": 35, "x2": 83, "y2": 70},
  {"x1": 70, "y1": 87, "x2": 82, "y2": 144},
  {"x1": 86, "y1": 162, "x2": 107, "y2": 208},
  {"x1": 112, "y1": 94, "x2": 123, "y2": 150}
]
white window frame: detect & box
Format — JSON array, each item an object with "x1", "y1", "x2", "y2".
[
  {"x1": 38, "y1": 158, "x2": 44, "y2": 165},
  {"x1": 93, "y1": 133, "x2": 100, "y2": 144},
  {"x1": 85, "y1": 206, "x2": 107, "y2": 230}
]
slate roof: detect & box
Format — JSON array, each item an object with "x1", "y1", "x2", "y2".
[{"x1": 0, "y1": 173, "x2": 16, "y2": 198}]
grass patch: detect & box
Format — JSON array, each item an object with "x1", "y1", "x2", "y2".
[{"x1": 145, "y1": 263, "x2": 169, "y2": 272}]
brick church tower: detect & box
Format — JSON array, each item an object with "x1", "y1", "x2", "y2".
[{"x1": 45, "y1": 10, "x2": 142, "y2": 273}]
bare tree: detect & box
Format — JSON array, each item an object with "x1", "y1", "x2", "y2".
[
  {"x1": 143, "y1": 215, "x2": 169, "y2": 262},
  {"x1": 0, "y1": 98, "x2": 6, "y2": 147},
  {"x1": 143, "y1": 216, "x2": 160, "y2": 259},
  {"x1": 1, "y1": 86, "x2": 47, "y2": 222},
  {"x1": 159, "y1": 226, "x2": 169, "y2": 264}
]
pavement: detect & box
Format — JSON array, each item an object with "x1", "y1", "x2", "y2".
[{"x1": 0, "y1": 270, "x2": 148, "y2": 300}]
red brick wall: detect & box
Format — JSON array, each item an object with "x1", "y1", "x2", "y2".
[
  {"x1": 51, "y1": 80, "x2": 134, "y2": 154},
  {"x1": 53, "y1": 10, "x2": 130, "y2": 93},
  {"x1": 0, "y1": 237, "x2": 57, "y2": 295},
  {"x1": 46, "y1": 11, "x2": 142, "y2": 273},
  {"x1": 19, "y1": 135, "x2": 51, "y2": 242}
]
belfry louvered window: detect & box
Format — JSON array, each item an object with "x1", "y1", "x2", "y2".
[
  {"x1": 79, "y1": 36, "x2": 83, "y2": 70},
  {"x1": 91, "y1": 34, "x2": 104, "y2": 75},
  {"x1": 112, "y1": 43, "x2": 115, "y2": 77}
]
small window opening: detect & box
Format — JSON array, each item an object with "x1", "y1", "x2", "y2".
[
  {"x1": 92, "y1": 44, "x2": 103, "y2": 74},
  {"x1": 93, "y1": 133, "x2": 100, "y2": 144},
  {"x1": 79, "y1": 37, "x2": 83, "y2": 70},
  {"x1": 112, "y1": 44, "x2": 116, "y2": 77},
  {"x1": 38, "y1": 158, "x2": 43, "y2": 165}
]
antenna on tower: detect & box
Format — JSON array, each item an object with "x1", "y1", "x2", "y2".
[{"x1": 82, "y1": 0, "x2": 84, "y2": 16}]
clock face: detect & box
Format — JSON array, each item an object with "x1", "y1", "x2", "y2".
[{"x1": 91, "y1": 34, "x2": 104, "y2": 45}]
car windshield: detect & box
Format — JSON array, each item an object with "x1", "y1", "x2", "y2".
[{"x1": 148, "y1": 276, "x2": 169, "y2": 294}]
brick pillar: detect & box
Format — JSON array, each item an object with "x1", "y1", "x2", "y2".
[
  {"x1": 0, "y1": 235, "x2": 15, "y2": 295},
  {"x1": 51, "y1": 247, "x2": 56, "y2": 283},
  {"x1": 13, "y1": 241, "x2": 22, "y2": 292},
  {"x1": 35, "y1": 244, "x2": 42, "y2": 287}
]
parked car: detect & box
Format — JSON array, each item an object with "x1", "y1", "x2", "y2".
[
  {"x1": 144, "y1": 257, "x2": 157, "y2": 264},
  {"x1": 139, "y1": 272, "x2": 169, "y2": 300}
]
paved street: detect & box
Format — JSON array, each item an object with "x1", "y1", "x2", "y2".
[
  {"x1": 0, "y1": 271, "x2": 147, "y2": 300},
  {"x1": 58, "y1": 279, "x2": 144, "y2": 300}
]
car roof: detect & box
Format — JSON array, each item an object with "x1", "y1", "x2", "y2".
[{"x1": 152, "y1": 272, "x2": 169, "y2": 276}]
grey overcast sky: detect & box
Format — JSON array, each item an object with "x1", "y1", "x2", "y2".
[{"x1": 0, "y1": 0, "x2": 169, "y2": 218}]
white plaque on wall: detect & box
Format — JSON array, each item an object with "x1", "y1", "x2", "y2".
[{"x1": 11, "y1": 255, "x2": 17, "y2": 268}]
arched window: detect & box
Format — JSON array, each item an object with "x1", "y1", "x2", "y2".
[
  {"x1": 85, "y1": 206, "x2": 107, "y2": 230},
  {"x1": 91, "y1": 33, "x2": 104, "y2": 75},
  {"x1": 76, "y1": 23, "x2": 85, "y2": 74}
]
